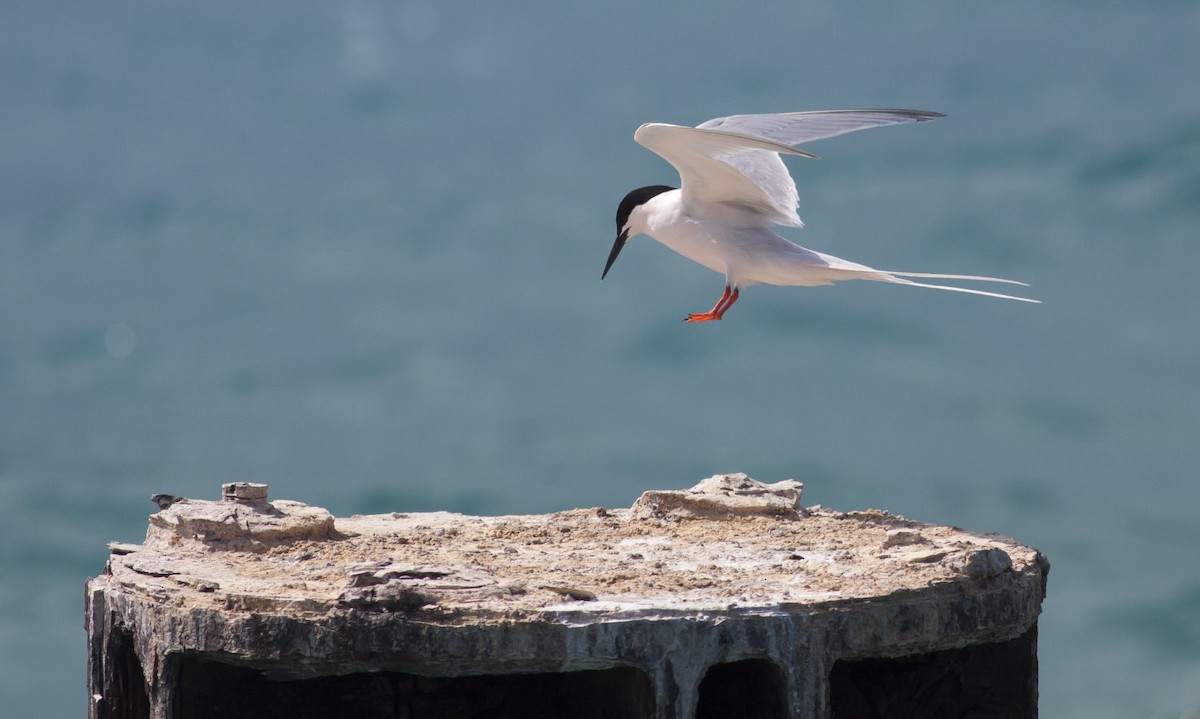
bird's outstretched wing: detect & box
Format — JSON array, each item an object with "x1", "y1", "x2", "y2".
[
  {"x1": 634, "y1": 122, "x2": 813, "y2": 226},
  {"x1": 696, "y1": 109, "x2": 944, "y2": 146},
  {"x1": 636, "y1": 110, "x2": 943, "y2": 228}
]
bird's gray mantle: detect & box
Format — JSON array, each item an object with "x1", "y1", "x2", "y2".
[{"x1": 85, "y1": 474, "x2": 1048, "y2": 719}]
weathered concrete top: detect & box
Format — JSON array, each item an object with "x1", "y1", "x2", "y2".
[{"x1": 102, "y1": 474, "x2": 1043, "y2": 624}]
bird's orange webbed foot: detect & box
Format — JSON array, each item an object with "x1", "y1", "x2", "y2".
[{"x1": 683, "y1": 286, "x2": 739, "y2": 324}]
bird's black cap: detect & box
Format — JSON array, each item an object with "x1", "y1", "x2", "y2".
[
  {"x1": 604, "y1": 185, "x2": 675, "y2": 279},
  {"x1": 615, "y1": 185, "x2": 675, "y2": 233}
]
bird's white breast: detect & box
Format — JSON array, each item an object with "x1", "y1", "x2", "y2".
[
  {"x1": 646, "y1": 218, "x2": 728, "y2": 276},
  {"x1": 637, "y1": 192, "x2": 797, "y2": 285}
]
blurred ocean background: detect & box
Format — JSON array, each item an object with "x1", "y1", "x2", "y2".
[{"x1": 2, "y1": 1, "x2": 1198, "y2": 716}]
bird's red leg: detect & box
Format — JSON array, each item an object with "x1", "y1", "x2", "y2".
[
  {"x1": 685, "y1": 286, "x2": 739, "y2": 323},
  {"x1": 716, "y1": 287, "x2": 740, "y2": 316}
]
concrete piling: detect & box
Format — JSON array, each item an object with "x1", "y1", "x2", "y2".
[{"x1": 86, "y1": 474, "x2": 1048, "y2": 718}]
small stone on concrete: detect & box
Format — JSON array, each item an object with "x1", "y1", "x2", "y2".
[
  {"x1": 631, "y1": 473, "x2": 803, "y2": 520},
  {"x1": 222, "y1": 482, "x2": 269, "y2": 502},
  {"x1": 151, "y1": 494, "x2": 186, "y2": 510}
]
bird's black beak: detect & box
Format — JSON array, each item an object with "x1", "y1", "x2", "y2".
[{"x1": 602, "y1": 229, "x2": 628, "y2": 280}]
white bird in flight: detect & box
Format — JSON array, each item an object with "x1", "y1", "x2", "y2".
[{"x1": 602, "y1": 109, "x2": 1038, "y2": 322}]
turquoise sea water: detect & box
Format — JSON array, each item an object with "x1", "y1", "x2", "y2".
[{"x1": 2, "y1": 2, "x2": 1199, "y2": 716}]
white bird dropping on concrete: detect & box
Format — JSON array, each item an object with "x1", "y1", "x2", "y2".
[{"x1": 603, "y1": 109, "x2": 1039, "y2": 322}]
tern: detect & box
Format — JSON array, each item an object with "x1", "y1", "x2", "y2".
[{"x1": 602, "y1": 109, "x2": 1038, "y2": 322}]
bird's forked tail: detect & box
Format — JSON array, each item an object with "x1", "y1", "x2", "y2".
[{"x1": 881, "y1": 271, "x2": 1041, "y2": 303}]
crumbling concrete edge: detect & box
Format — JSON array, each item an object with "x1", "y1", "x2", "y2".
[{"x1": 86, "y1": 551, "x2": 1046, "y2": 719}]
